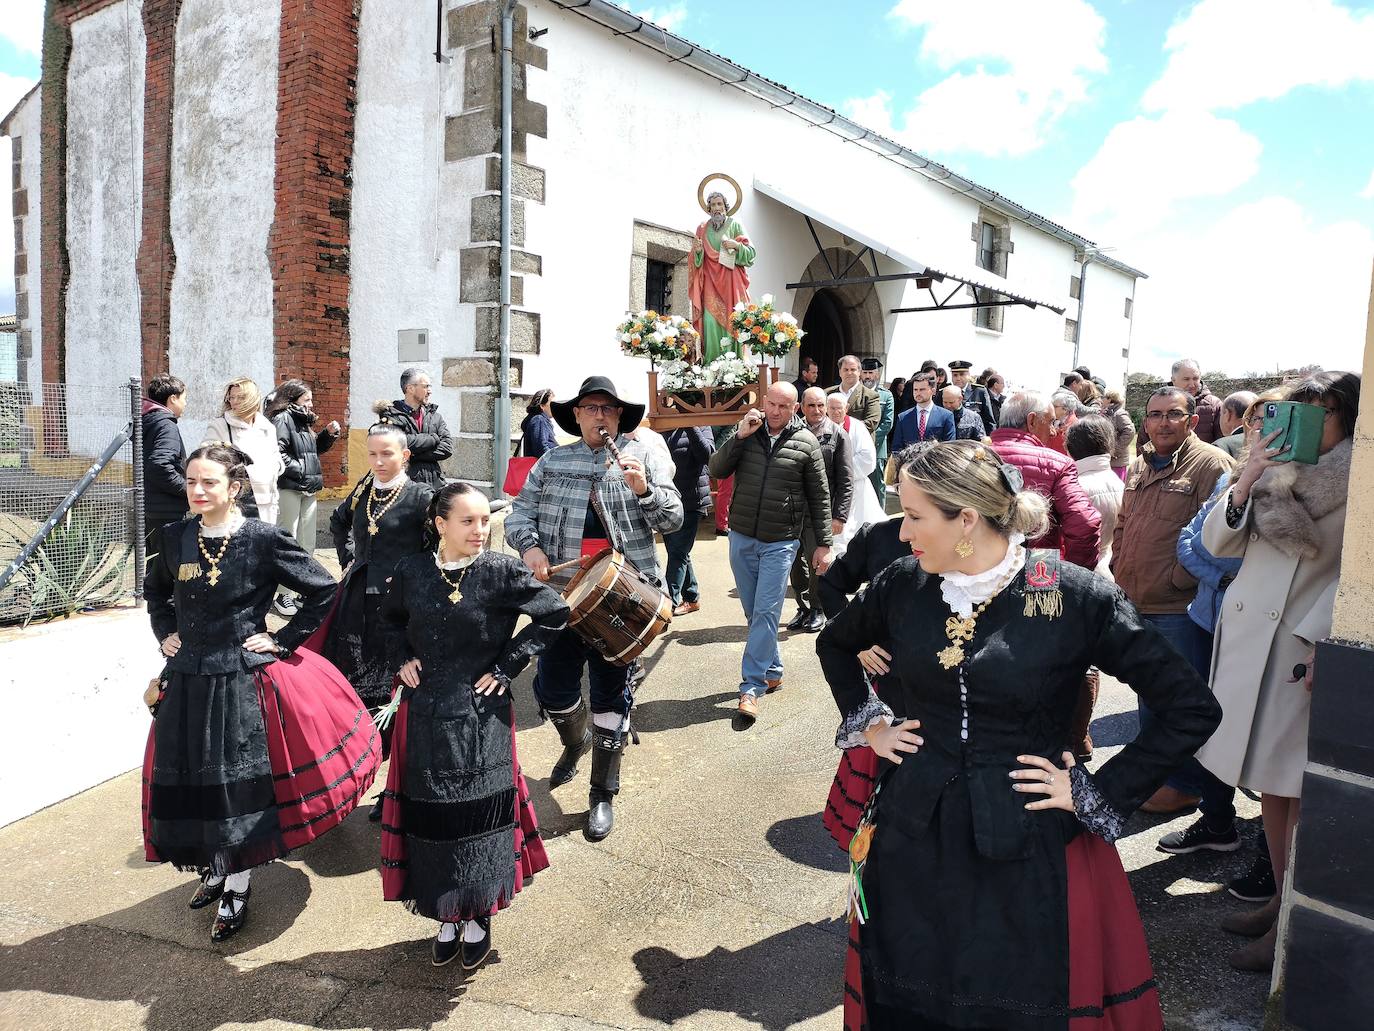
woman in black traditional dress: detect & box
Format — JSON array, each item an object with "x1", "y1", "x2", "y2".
[
  {"x1": 379, "y1": 482, "x2": 568, "y2": 969},
  {"x1": 817, "y1": 440, "x2": 1221, "y2": 1031},
  {"x1": 141, "y1": 444, "x2": 379, "y2": 942},
  {"x1": 320, "y1": 424, "x2": 431, "y2": 819}
]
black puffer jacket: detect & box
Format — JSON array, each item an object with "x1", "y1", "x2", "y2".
[
  {"x1": 708, "y1": 415, "x2": 832, "y2": 545},
  {"x1": 140, "y1": 399, "x2": 188, "y2": 528},
  {"x1": 664, "y1": 426, "x2": 715, "y2": 515},
  {"x1": 372, "y1": 399, "x2": 453, "y2": 485},
  {"x1": 273, "y1": 406, "x2": 339, "y2": 494}
]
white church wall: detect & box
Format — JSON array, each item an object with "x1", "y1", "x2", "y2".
[
  {"x1": 1076, "y1": 263, "x2": 1136, "y2": 391},
  {"x1": 64, "y1": 0, "x2": 145, "y2": 449},
  {"x1": 12, "y1": 90, "x2": 42, "y2": 400},
  {"x1": 350, "y1": 1, "x2": 478, "y2": 430},
  {"x1": 521, "y1": 0, "x2": 1107, "y2": 406},
  {"x1": 167, "y1": 0, "x2": 280, "y2": 446}
]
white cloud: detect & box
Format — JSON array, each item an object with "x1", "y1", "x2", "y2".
[
  {"x1": 856, "y1": 0, "x2": 1106, "y2": 156},
  {"x1": 0, "y1": 0, "x2": 44, "y2": 59},
  {"x1": 1361, "y1": 170, "x2": 1374, "y2": 200},
  {"x1": 1069, "y1": 110, "x2": 1263, "y2": 239},
  {"x1": 1143, "y1": 0, "x2": 1374, "y2": 112},
  {"x1": 634, "y1": 4, "x2": 688, "y2": 32},
  {"x1": 1128, "y1": 197, "x2": 1374, "y2": 376}
]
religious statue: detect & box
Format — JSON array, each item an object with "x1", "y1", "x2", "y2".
[{"x1": 688, "y1": 174, "x2": 756, "y2": 364}]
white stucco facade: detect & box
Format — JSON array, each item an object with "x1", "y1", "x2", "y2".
[
  {"x1": 64, "y1": 0, "x2": 145, "y2": 445},
  {"x1": 167, "y1": 0, "x2": 280, "y2": 445},
  {"x1": 11, "y1": 88, "x2": 42, "y2": 399}
]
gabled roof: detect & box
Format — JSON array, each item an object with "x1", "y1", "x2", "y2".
[
  {"x1": 547, "y1": 0, "x2": 1146, "y2": 280},
  {"x1": 0, "y1": 82, "x2": 40, "y2": 137}
]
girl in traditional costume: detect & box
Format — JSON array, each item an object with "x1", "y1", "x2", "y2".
[
  {"x1": 379, "y1": 482, "x2": 568, "y2": 968},
  {"x1": 817, "y1": 440, "x2": 1221, "y2": 1031},
  {"x1": 141, "y1": 444, "x2": 379, "y2": 942},
  {"x1": 321, "y1": 424, "x2": 432, "y2": 819}
]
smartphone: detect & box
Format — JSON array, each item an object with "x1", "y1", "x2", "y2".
[{"x1": 1261, "y1": 401, "x2": 1323, "y2": 465}]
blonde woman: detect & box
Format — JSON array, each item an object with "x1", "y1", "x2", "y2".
[
  {"x1": 818, "y1": 440, "x2": 1220, "y2": 1030},
  {"x1": 203, "y1": 378, "x2": 285, "y2": 523}
]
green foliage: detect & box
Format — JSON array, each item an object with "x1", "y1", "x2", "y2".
[{"x1": 0, "y1": 507, "x2": 132, "y2": 626}]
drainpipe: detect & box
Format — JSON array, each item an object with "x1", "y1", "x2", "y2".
[
  {"x1": 1072, "y1": 251, "x2": 1092, "y2": 370},
  {"x1": 494, "y1": 0, "x2": 518, "y2": 493}
]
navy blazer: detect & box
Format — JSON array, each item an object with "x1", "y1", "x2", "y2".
[{"x1": 890, "y1": 404, "x2": 956, "y2": 451}]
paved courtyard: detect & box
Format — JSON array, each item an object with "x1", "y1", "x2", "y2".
[{"x1": 0, "y1": 536, "x2": 1280, "y2": 1030}]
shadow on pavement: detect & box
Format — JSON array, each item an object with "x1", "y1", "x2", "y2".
[
  {"x1": 664, "y1": 624, "x2": 750, "y2": 647},
  {"x1": 1089, "y1": 709, "x2": 1140, "y2": 750},
  {"x1": 295, "y1": 806, "x2": 387, "y2": 878},
  {"x1": 766, "y1": 813, "x2": 848, "y2": 874},
  {"x1": 632, "y1": 691, "x2": 737, "y2": 734},
  {"x1": 632, "y1": 918, "x2": 845, "y2": 1030}
]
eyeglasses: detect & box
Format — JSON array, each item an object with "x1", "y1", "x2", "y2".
[
  {"x1": 1143, "y1": 409, "x2": 1189, "y2": 424},
  {"x1": 576, "y1": 404, "x2": 622, "y2": 417}
]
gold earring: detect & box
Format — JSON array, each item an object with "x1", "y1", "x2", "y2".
[{"x1": 954, "y1": 536, "x2": 975, "y2": 559}]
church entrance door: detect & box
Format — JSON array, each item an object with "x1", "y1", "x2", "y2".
[{"x1": 800, "y1": 288, "x2": 847, "y2": 388}]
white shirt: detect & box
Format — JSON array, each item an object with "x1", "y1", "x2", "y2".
[
  {"x1": 375, "y1": 472, "x2": 408, "y2": 491},
  {"x1": 837, "y1": 383, "x2": 857, "y2": 402},
  {"x1": 939, "y1": 534, "x2": 1027, "y2": 618}
]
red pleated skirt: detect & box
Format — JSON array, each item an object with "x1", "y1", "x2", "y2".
[
  {"x1": 828, "y1": 750, "x2": 1162, "y2": 1030},
  {"x1": 141, "y1": 648, "x2": 380, "y2": 863},
  {"x1": 380, "y1": 697, "x2": 549, "y2": 915}
]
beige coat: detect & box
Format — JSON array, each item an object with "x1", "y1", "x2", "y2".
[{"x1": 1197, "y1": 439, "x2": 1350, "y2": 797}]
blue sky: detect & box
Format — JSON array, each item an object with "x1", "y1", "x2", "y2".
[{"x1": 4, "y1": 0, "x2": 1373, "y2": 375}]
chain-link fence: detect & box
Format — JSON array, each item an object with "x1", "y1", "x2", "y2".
[{"x1": 0, "y1": 380, "x2": 143, "y2": 626}]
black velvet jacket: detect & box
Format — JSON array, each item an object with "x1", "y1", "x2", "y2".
[
  {"x1": 817, "y1": 516, "x2": 912, "y2": 619},
  {"x1": 145, "y1": 518, "x2": 337, "y2": 673},
  {"x1": 329, "y1": 476, "x2": 432, "y2": 593}
]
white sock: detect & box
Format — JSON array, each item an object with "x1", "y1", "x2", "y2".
[
  {"x1": 203, "y1": 872, "x2": 225, "y2": 888},
  {"x1": 437, "y1": 921, "x2": 458, "y2": 943},
  {"x1": 217, "y1": 870, "x2": 251, "y2": 918},
  {"x1": 462, "y1": 919, "x2": 488, "y2": 943},
  {"x1": 591, "y1": 711, "x2": 623, "y2": 732}
]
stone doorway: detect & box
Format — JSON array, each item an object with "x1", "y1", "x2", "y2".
[{"x1": 792, "y1": 246, "x2": 884, "y2": 388}]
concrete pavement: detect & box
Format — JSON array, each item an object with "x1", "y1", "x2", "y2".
[{"x1": 0, "y1": 535, "x2": 1280, "y2": 1029}]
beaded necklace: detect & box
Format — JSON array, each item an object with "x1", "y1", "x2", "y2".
[
  {"x1": 436, "y1": 551, "x2": 479, "y2": 604},
  {"x1": 366, "y1": 480, "x2": 405, "y2": 536},
  {"x1": 197, "y1": 523, "x2": 234, "y2": 587}
]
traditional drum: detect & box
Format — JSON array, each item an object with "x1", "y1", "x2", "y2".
[{"x1": 562, "y1": 548, "x2": 672, "y2": 666}]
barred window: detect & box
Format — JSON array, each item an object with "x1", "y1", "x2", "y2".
[{"x1": 646, "y1": 259, "x2": 673, "y2": 315}]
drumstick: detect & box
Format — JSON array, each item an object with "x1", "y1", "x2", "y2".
[{"x1": 547, "y1": 556, "x2": 590, "y2": 576}]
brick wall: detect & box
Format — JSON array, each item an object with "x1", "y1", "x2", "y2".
[
  {"x1": 135, "y1": 0, "x2": 181, "y2": 381},
  {"x1": 269, "y1": 0, "x2": 359, "y2": 487}
]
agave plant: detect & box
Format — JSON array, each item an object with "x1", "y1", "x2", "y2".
[{"x1": 0, "y1": 506, "x2": 133, "y2": 626}]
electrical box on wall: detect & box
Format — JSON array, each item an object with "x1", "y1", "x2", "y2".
[{"x1": 398, "y1": 329, "x2": 429, "y2": 363}]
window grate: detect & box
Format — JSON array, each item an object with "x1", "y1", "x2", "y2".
[{"x1": 646, "y1": 259, "x2": 673, "y2": 315}]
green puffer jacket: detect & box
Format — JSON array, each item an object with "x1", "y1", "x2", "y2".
[{"x1": 709, "y1": 416, "x2": 833, "y2": 545}]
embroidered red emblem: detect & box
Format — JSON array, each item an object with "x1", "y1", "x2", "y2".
[{"x1": 1026, "y1": 560, "x2": 1058, "y2": 588}]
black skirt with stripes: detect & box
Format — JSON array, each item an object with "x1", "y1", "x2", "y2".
[{"x1": 141, "y1": 650, "x2": 380, "y2": 875}]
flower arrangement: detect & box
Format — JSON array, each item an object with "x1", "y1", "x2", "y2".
[
  {"x1": 657, "y1": 355, "x2": 759, "y2": 393},
  {"x1": 706, "y1": 352, "x2": 756, "y2": 389},
  {"x1": 729, "y1": 294, "x2": 804, "y2": 359},
  {"x1": 616, "y1": 311, "x2": 699, "y2": 364}
]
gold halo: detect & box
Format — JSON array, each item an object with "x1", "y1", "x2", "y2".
[{"x1": 698, "y1": 173, "x2": 742, "y2": 216}]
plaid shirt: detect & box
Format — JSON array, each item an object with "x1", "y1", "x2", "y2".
[{"x1": 506, "y1": 435, "x2": 683, "y2": 589}]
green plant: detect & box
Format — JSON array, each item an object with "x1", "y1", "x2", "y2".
[{"x1": 0, "y1": 508, "x2": 133, "y2": 626}]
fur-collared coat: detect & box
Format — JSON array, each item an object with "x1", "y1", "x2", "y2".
[{"x1": 1197, "y1": 438, "x2": 1351, "y2": 797}]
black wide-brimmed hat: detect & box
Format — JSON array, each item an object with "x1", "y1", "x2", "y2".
[{"x1": 550, "y1": 376, "x2": 645, "y2": 437}]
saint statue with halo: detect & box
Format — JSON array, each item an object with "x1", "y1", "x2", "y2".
[{"x1": 688, "y1": 173, "x2": 756, "y2": 364}]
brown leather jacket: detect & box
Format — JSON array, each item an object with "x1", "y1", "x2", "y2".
[{"x1": 1110, "y1": 433, "x2": 1233, "y2": 614}]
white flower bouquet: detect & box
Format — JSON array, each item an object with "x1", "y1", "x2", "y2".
[
  {"x1": 729, "y1": 294, "x2": 804, "y2": 359},
  {"x1": 616, "y1": 311, "x2": 699, "y2": 364}
]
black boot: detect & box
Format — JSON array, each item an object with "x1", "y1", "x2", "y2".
[
  {"x1": 548, "y1": 697, "x2": 592, "y2": 788},
  {"x1": 586, "y1": 724, "x2": 625, "y2": 842}
]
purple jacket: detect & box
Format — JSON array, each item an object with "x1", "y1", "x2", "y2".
[{"x1": 988, "y1": 428, "x2": 1102, "y2": 569}]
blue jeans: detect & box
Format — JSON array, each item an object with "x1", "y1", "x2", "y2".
[
  {"x1": 1141, "y1": 612, "x2": 1236, "y2": 828},
  {"x1": 728, "y1": 532, "x2": 800, "y2": 697},
  {"x1": 663, "y1": 510, "x2": 702, "y2": 605},
  {"x1": 533, "y1": 628, "x2": 632, "y2": 717}
]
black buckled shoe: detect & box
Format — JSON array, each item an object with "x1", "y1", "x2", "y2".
[
  {"x1": 188, "y1": 872, "x2": 225, "y2": 910},
  {"x1": 785, "y1": 607, "x2": 810, "y2": 631},
  {"x1": 460, "y1": 917, "x2": 492, "y2": 971},
  {"x1": 432, "y1": 926, "x2": 460, "y2": 967},
  {"x1": 586, "y1": 725, "x2": 624, "y2": 842},
  {"x1": 209, "y1": 885, "x2": 251, "y2": 943},
  {"x1": 549, "y1": 698, "x2": 592, "y2": 788}
]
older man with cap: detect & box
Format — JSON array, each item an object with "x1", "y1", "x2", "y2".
[
  {"x1": 949, "y1": 360, "x2": 995, "y2": 433},
  {"x1": 506, "y1": 375, "x2": 683, "y2": 841},
  {"x1": 826, "y1": 354, "x2": 882, "y2": 436},
  {"x1": 859, "y1": 357, "x2": 894, "y2": 505}
]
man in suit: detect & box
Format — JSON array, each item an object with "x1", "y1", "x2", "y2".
[
  {"x1": 889, "y1": 373, "x2": 955, "y2": 452},
  {"x1": 950, "y1": 360, "x2": 995, "y2": 433},
  {"x1": 826, "y1": 354, "x2": 881, "y2": 436},
  {"x1": 859, "y1": 357, "x2": 894, "y2": 506}
]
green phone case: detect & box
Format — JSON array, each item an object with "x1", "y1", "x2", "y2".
[{"x1": 1261, "y1": 401, "x2": 1324, "y2": 465}]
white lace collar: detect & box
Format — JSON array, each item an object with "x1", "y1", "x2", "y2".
[
  {"x1": 939, "y1": 533, "x2": 1026, "y2": 618},
  {"x1": 199, "y1": 510, "x2": 246, "y2": 538},
  {"x1": 375, "y1": 472, "x2": 408, "y2": 491},
  {"x1": 435, "y1": 550, "x2": 481, "y2": 571}
]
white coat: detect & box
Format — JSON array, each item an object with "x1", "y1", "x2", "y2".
[
  {"x1": 203, "y1": 411, "x2": 286, "y2": 524},
  {"x1": 1074, "y1": 454, "x2": 1124, "y2": 581},
  {"x1": 1196, "y1": 438, "x2": 1350, "y2": 797},
  {"x1": 834, "y1": 416, "x2": 885, "y2": 557}
]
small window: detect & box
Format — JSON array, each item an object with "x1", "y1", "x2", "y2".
[
  {"x1": 977, "y1": 222, "x2": 997, "y2": 272},
  {"x1": 1064, "y1": 318, "x2": 1078, "y2": 343},
  {"x1": 1069, "y1": 275, "x2": 1081, "y2": 299},
  {"x1": 646, "y1": 259, "x2": 673, "y2": 315},
  {"x1": 1123, "y1": 296, "x2": 1133, "y2": 319}
]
